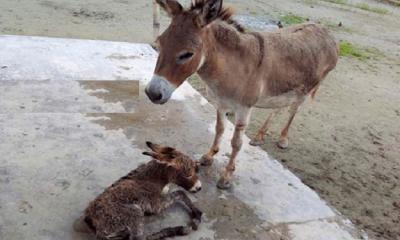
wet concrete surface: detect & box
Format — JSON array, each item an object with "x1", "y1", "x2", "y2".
[{"x1": 0, "y1": 35, "x2": 366, "y2": 239}]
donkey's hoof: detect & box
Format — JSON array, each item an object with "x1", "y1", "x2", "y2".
[
  {"x1": 217, "y1": 177, "x2": 232, "y2": 189},
  {"x1": 249, "y1": 139, "x2": 264, "y2": 146},
  {"x1": 200, "y1": 154, "x2": 214, "y2": 166},
  {"x1": 277, "y1": 138, "x2": 289, "y2": 149}
]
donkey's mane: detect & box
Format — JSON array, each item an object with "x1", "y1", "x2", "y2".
[{"x1": 190, "y1": 0, "x2": 245, "y2": 33}]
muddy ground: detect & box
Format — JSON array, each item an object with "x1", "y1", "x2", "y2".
[{"x1": 1, "y1": 0, "x2": 399, "y2": 239}]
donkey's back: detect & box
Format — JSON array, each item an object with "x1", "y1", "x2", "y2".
[{"x1": 259, "y1": 23, "x2": 338, "y2": 99}]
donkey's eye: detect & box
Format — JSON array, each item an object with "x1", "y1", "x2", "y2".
[{"x1": 177, "y1": 52, "x2": 194, "y2": 63}]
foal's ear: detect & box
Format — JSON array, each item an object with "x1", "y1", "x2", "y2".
[
  {"x1": 195, "y1": 0, "x2": 223, "y2": 28},
  {"x1": 146, "y1": 141, "x2": 176, "y2": 155},
  {"x1": 142, "y1": 151, "x2": 177, "y2": 167},
  {"x1": 156, "y1": 0, "x2": 184, "y2": 17}
]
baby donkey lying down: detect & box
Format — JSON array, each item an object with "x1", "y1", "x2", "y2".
[{"x1": 74, "y1": 142, "x2": 203, "y2": 240}]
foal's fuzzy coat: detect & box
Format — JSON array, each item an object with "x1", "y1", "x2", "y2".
[{"x1": 74, "y1": 142, "x2": 202, "y2": 240}]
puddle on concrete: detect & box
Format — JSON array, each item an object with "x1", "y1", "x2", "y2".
[{"x1": 79, "y1": 80, "x2": 139, "y2": 112}]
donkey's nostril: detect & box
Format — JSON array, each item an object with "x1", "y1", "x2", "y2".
[
  {"x1": 153, "y1": 92, "x2": 163, "y2": 101},
  {"x1": 145, "y1": 88, "x2": 163, "y2": 102}
]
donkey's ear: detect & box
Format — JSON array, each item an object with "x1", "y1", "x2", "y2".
[
  {"x1": 146, "y1": 153, "x2": 177, "y2": 167},
  {"x1": 142, "y1": 151, "x2": 158, "y2": 158},
  {"x1": 156, "y1": 0, "x2": 184, "y2": 17},
  {"x1": 195, "y1": 0, "x2": 223, "y2": 27}
]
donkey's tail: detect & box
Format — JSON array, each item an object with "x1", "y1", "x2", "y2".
[{"x1": 146, "y1": 225, "x2": 192, "y2": 240}]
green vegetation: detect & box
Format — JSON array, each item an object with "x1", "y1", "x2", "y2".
[
  {"x1": 339, "y1": 41, "x2": 383, "y2": 61},
  {"x1": 280, "y1": 13, "x2": 307, "y2": 25},
  {"x1": 354, "y1": 3, "x2": 389, "y2": 14},
  {"x1": 308, "y1": 0, "x2": 390, "y2": 14},
  {"x1": 379, "y1": 0, "x2": 400, "y2": 7}
]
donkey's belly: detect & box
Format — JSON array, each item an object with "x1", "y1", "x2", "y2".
[{"x1": 254, "y1": 90, "x2": 299, "y2": 109}]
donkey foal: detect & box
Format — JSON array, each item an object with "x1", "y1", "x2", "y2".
[{"x1": 74, "y1": 142, "x2": 202, "y2": 240}]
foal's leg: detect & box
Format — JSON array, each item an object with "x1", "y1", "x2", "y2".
[
  {"x1": 101, "y1": 204, "x2": 145, "y2": 240},
  {"x1": 217, "y1": 107, "x2": 251, "y2": 189},
  {"x1": 277, "y1": 99, "x2": 304, "y2": 149},
  {"x1": 165, "y1": 190, "x2": 202, "y2": 229},
  {"x1": 146, "y1": 226, "x2": 191, "y2": 240},
  {"x1": 146, "y1": 191, "x2": 202, "y2": 240},
  {"x1": 200, "y1": 109, "x2": 227, "y2": 166},
  {"x1": 249, "y1": 109, "x2": 281, "y2": 146}
]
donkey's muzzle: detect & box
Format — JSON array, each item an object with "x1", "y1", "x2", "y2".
[
  {"x1": 145, "y1": 75, "x2": 176, "y2": 104},
  {"x1": 145, "y1": 88, "x2": 163, "y2": 103}
]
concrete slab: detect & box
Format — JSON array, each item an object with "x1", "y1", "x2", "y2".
[{"x1": 0, "y1": 35, "x2": 366, "y2": 239}]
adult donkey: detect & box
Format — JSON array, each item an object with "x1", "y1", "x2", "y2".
[{"x1": 146, "y1": 0, "x2": 338, "y2": 189}]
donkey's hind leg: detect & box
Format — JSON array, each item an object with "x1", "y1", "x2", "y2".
[
  {"x1": 250, "y1": 109, "x2": 281, "y2": 146},
  {"x1": 277, "y1": 99, "x2": 304, "y2": 149}
]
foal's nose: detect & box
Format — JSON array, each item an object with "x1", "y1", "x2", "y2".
[
  {"x1": 190, "y1": 180, "x2": 202, "y2": 193},
  {"x1": 145, "y1": 88, "x2": 163, "y2": 102}
]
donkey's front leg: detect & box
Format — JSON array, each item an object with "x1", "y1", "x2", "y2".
[
  {"x1": 200, "y1": 109, "x2": 227, "y2": 166},
  {"x1": 217, "y1": 107, "x2": 251, "y2": 189}
]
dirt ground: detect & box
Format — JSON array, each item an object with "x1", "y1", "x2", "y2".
[{"x1": 1, "y1": 0, "x2": 399, "y2": 239}]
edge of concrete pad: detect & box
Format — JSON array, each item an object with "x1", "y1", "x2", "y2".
[{"x1": 0, "y1": 35, "x2": 368, "y2": 239}]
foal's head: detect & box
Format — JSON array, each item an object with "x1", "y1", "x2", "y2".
[
  {"x1": 143, "y1": 141, "x2": 201, "y2": 193},
  {"x1": 145, "y1": 0, "x2": 226, "y2": 104}
]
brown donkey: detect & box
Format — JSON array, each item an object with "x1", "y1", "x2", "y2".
[
  {"x1": 74, "y1": 142, "x2": 202, "y2": 240},
  {"x1": 145, "y1": 0, "x2": 338, "y2": 189}
]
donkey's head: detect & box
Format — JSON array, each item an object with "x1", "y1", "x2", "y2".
[
  {"x1": 145, "y1": 0, "x2": 224, "y2": 104},
  {"x1": 143, "y1": 141, "x2": 201, "y2": 192}
]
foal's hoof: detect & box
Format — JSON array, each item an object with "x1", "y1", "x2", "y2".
[
  {"x1": 200, "y1": 154, "x2": 214, "y2": 166},
  {"x1": 177, "y1": 226, "x2": 191, "y2": 236},
  {"x1": 191, "y1": 219, "x2": 200, "y2": 230},
  {"x1": 249, "y1": 138, "x2": 264, "y2": 146},
  {"x1": 192, "y1": 208, "x2": 203, "y2": 222},
  {"x1": 277, "y1": 138, "x2": 289, "y2": 149},
  {"x1": 217, "y1": 177, "x2": 232, "y2": 189},
  {"x1": 191, "y1": 211, "x2": 202, "y2": 231}
]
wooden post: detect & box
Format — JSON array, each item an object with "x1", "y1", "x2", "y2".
[{"x1": 153, "y1": 0, "x2": 160, "y2": 40}]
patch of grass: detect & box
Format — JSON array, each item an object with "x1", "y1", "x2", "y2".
[
  {"x1": 280, "y1": 13, "x2": 308, "y2": 25},
  {"x1": 378, "y1": 0, "x2": 400, "y2": 7},
  {"x1": 354, "y1": 3, "x2": 389, "y2": 14},
  {"x1": 249, "y1": 10, "x2": 258, "y2": 16},
  {"x1": 339, "y1": 41, "x2": 384, "y2": 61}
]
